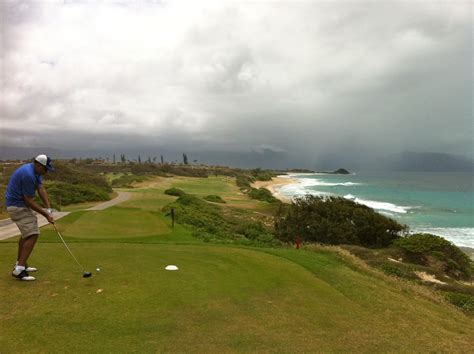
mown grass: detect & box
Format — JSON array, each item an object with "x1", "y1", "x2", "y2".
[
  {"x1": 1, "y1": 243, "x2": 473, "y2": 352},
  {"x1": 1, "y1": 175, "x2": 473, "y2": 352}
]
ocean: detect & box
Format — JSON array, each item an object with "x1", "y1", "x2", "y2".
[{"x1": 278, "y1": 171, "x2": 474, "y2": 248}]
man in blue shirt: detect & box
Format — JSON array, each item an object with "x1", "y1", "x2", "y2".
[{"x1": 6, "y1": 154, "x2": 55, "y2": 281}]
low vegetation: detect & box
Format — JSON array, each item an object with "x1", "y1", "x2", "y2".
[
  {"x1": 248, "y1": 187, "x2": 279, "y2": 203},
  {"x1": 394, "y1": 233, "x2": 472, "y2": 280},
  {"x1": 111, "y1": 174, "x2": 150, "y2": 188},
  {"x1": 46, "y1": 161, "x2": 111, "y2": 191},
  {"x1": 163, "y1": 191, "x2": 276, "y2": 245},
  {"x1": 341, "y1": 243, "x2": 474, "y2": 315},
  {"x1": 40, "y1": 161, "x2": 112, "y2": 208},
  {"x1": 203, "y1": 195, "x2": 226, "y2": 203},
  {"x1": 274, "y1": 195, "x2": 407, "y2": 247},
  {"x1": 43, "y1": 181, "x2": 110, "y2": 208},
  {"x1": 250, "y1": 168, "x2": 276, "y2": 181},
  {"x1": 236, "y1": 175, "x2": 253, "y2": 190},
  {"x1": 164, "y1": 187, "x2": 186, "y2": 197}
]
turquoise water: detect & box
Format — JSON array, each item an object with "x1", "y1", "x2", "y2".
[{"x1": 279, "y1": 172, "x2": 474, "y2": 248}]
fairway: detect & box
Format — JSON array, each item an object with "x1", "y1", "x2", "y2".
[{"x1": 1, "y1": 176, "x2": 473, "y2": 352}]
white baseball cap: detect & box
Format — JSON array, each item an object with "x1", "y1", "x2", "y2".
[{"x1": 34, "y1": 154, "x2": 54, "y2": 171}]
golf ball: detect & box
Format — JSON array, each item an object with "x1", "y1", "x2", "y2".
[{"x1": 96, "y1": 268, "x2": 101, "y2": 272}]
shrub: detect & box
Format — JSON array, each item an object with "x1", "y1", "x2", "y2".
[
  {"x1": 45, "y1": 161, "x2": 112, "y2": 192},
  {"x1": 43, "y1": 181, "x2": 110, "y2": 207},
  {"x1": 235, "y1": 221, "x2": 275, "y2": 242},
  {"x1": 236, "y1": 175, "x2": 254, "y2": 189},
  {"x1": 164, "y1": 188, "x2": 186, "y2": 197},
  {"x1": 248, "y1": 188, "x2": 279, "y2": 203},
  {"x1": 274, "y1": 195, "x2": 406, "y2": 247},
  {"x1": 380, "y1": 262, "x2": 405, "y2": 278},
  {"x1": 250, "y1": 168, "x2": 275, "y2": 181},
  {"x1": 394, "y1": 233, "x2": 472, "y2": 280},
  {"x1": 442, "y1": 291, "x2": 474, "y2": 315},
  {"x1": 204, "y1": 195, "x2": 226, "y2": 203},
  {"x1": 111, "y1": 174, "x2": 149, "y2": 188},
  {"x1": 163, "y1": 193, "x2": 277, "y2": 245}
]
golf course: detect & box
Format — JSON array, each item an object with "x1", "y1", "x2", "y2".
[{"x1": 1, "y1": 175, "x2": 473, "y2": 352}]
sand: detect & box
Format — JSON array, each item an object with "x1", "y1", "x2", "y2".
[{"x1": 252, "y1": 176, "x2": 299, "y2": 203}]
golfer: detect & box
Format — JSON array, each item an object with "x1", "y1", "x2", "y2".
[{"x1": 5, "y1": 154, "x2": 55, "y2": 281}]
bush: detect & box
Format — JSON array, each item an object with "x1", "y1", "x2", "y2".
[
  {"x1": 164, "y1": 188, "x2": 186, "y2": 197},
  {"x1": 250, "y1": 168, "x2": 275, "y2": 181},
  {"x1": 274, "y1": 195, "x2": 407, "y2": 247},
  {"x1": 394, "y1": 234, "x2": 472, "y2": 280},
  {"x1": 43, "y1": 181, "x2": 110, "y2": 207},
  {"x1": 163, "y1": 192, "x2": 277, "y2": 245},
  {"x1": 204, "y1": 195, "x2": 226, "y2": 203},
  {"x1": 248, "y1": 188, "x2": 279, "y2": 203},
  {"x1": 236, "y1": 175, "x2": 254, "y2": 189},
  {"x1": 442, "y1": 291, "x2": 474, "y2": 315},
  {"x1": 45, "y1": 161, "x2": 112, "y2": 192},
  {"x1": 380, "y1": 262, "x2": 405, "y2": 278},
  {"x1": 111, "y1": 174, "x2": 149, "y2": 188},
  {"x1": 235, "y1": 221, "x2": 275, "y2": 242},
  {"x1": 163, "y1": 194, "x2": 232, "y2": 236}
]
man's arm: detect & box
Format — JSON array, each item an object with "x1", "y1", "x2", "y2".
[
  {"x1": 37, "y1": 184, "x2": 51, "y2": 209},
  {"x1": 24, "y1": 193, "x2": 54, "y2": 224}
]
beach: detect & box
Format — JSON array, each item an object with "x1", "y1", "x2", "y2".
[{"x1": 252, "y1": 176, "x2": 297, "y2": 203}]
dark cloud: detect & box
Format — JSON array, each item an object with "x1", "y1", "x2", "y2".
[{"x1": 0, "y1": 1, "x2": 472, "y2": 167}]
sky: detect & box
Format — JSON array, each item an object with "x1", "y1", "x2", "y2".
[{"x1": 1, "y1": 0, "x2": 472, "y2": 168}]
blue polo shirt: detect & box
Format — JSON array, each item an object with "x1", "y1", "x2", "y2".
[{"x1": 5, "y1": 163, "x2": 43, "y2": 207}]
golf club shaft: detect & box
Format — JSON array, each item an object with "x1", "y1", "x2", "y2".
[{"x1": 53, "y1": 224, "x2": 85, "y2": 272}]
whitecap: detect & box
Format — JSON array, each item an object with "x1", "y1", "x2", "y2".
[
  {"x1": 297, "y1": 178, "x2": 361, "y2": 187},
  {"x1": 349, "y1": 197, "x2": 412, "y2": 214},
  {"x1": 279, "y1": 183, "x2": 331, "y2": 198}
]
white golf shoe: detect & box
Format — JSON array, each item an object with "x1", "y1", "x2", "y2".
[
  {"x1": 25, "y1": 265, "x2": 38, "y2": 272},
  {"x1": 12, "y1": 270, "x2": 36, "y2": 281}
]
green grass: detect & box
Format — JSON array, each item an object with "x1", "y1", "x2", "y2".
[
  {"x1": 53, "y1": 207, "x2": 171, "y2": 239},
  {"x1": 1, "y1": 175, "x2": 473, "y2": 352},
  {"x1": 1, "y1": 243, "x2": 473, "y2": 352},
  {"x1": 172, "y1": 176, "x2": 234, "y2": 196}
]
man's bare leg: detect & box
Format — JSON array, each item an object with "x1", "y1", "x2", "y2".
[
  {"x1": 17, "y1": 237, "x2": 25, "y2": 262},
  {"x1": 17, "y1": 235, "x2": 38, "y2": 266}
]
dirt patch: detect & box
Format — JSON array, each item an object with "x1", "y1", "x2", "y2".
[{"x1": 414, "y1": 271, "x2": 447, "y2": 285}]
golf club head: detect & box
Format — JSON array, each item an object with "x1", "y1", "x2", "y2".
[{"x1": 83, "y1": 272, "x2": 92, "y2": 278}]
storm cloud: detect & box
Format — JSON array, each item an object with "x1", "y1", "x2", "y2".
[{"x1": 1, "y1": 1, "x2": 472, "y2": 167}]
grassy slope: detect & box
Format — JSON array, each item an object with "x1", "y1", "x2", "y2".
[{"x1": 0, "y1": 175, "x2": 473, "y2": 352}]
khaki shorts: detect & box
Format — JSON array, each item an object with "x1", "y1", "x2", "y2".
[{"x1": 7, "y1": 206, "x2": 39, "y2": 239}]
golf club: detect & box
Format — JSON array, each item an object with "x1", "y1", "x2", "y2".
[{"x1": 53, "y1": 224, "x2": 92, "y2": 278}]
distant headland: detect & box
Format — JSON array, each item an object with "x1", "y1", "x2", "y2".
[{"x1": 282, "y1": 168, "x2": 351, "y2": 175}]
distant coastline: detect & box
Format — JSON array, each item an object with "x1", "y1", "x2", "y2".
[{"x1": 258, "y1": 175, "x2": 474, "y2": 260}]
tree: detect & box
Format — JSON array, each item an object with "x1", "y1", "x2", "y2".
[
  {"x1": 113, "y1": 154, "x2": 116, "y2": 164},
  {"x1": 274, "y1": 195, "x2": 406, "y2": 247},
  {"x1": 138, "y1": 155, "x2": 141, "y2": 164},
  {"x1": 121, "y1": 154, "x2": 126, "y2": 163},
  {"x1": 183, "y1": 153, "x2": 188, "y2": 165},
  {"x1": 161, "y1": 155, "x2": 164, "y2": 164}
]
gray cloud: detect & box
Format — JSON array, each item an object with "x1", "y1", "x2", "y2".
[{"x1": 1, "y1": 1, "x2": 472, "y2": 167}]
